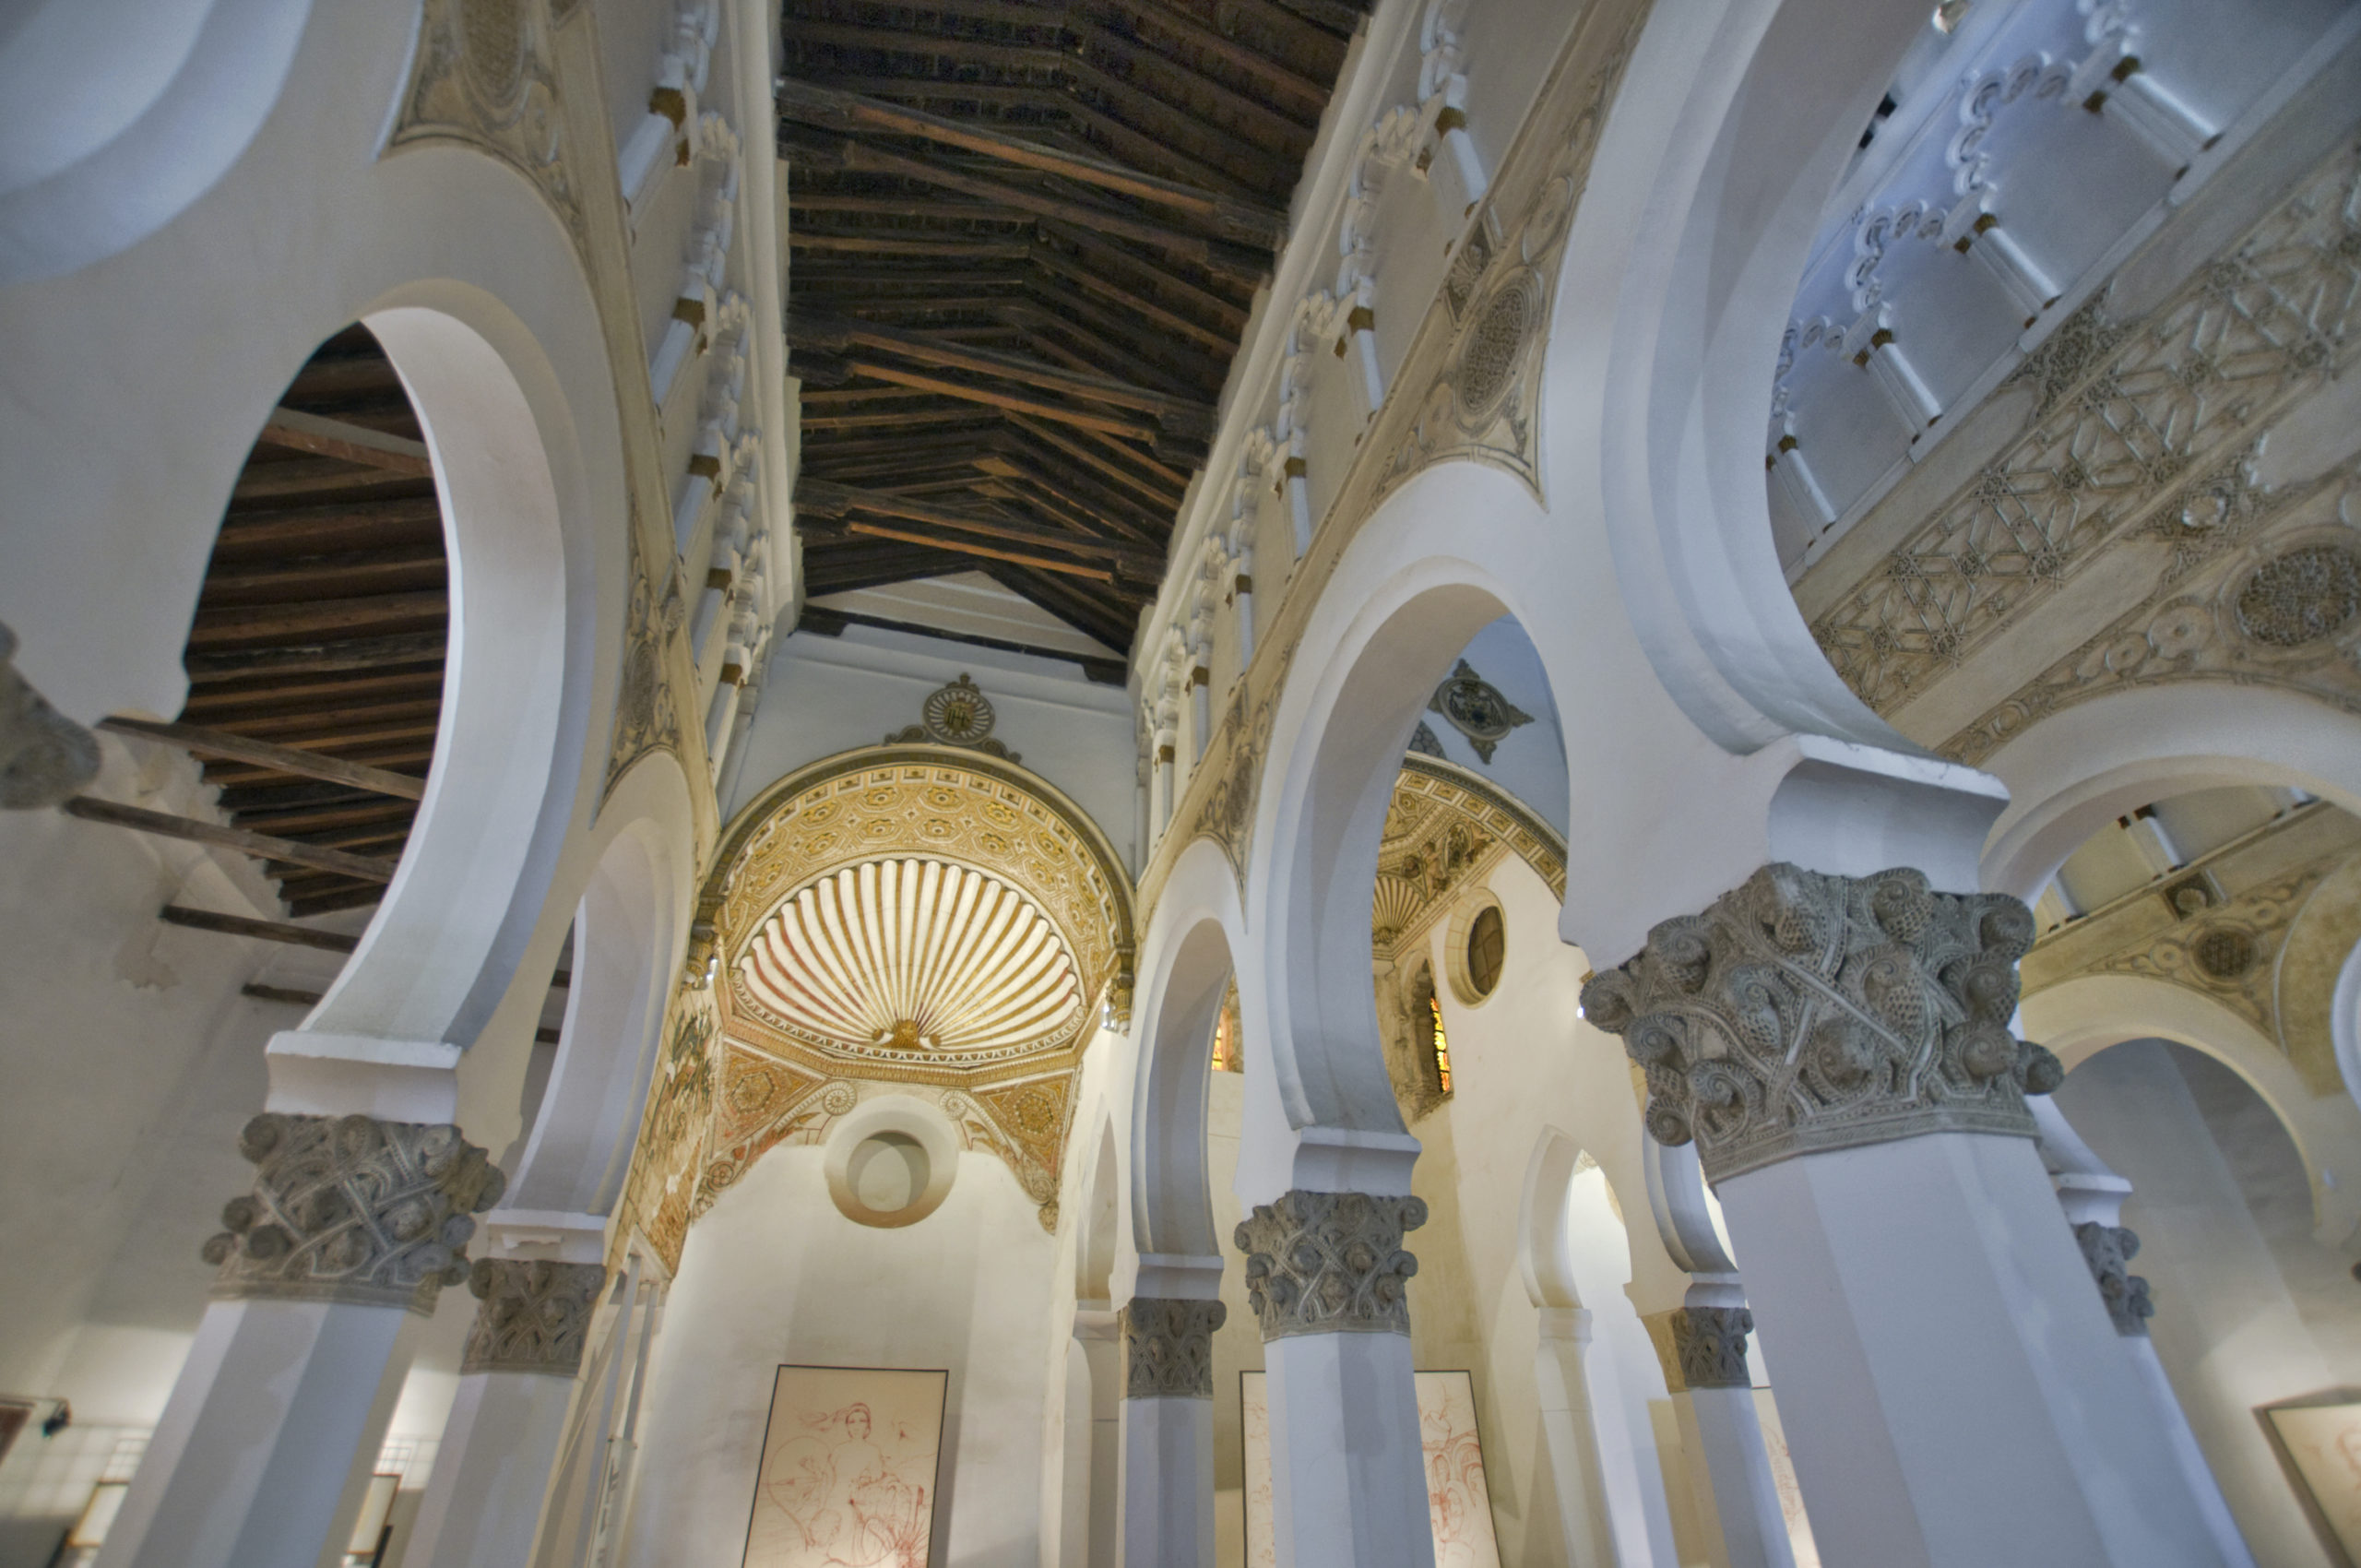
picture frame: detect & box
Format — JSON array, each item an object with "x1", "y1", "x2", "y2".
[
  {"x1": 2262, "y1": 1392, "x2": 2361, "y2": 1567},
  {"x1": 742, "y1": 1365, "x2": 950, "y2": 1568}
]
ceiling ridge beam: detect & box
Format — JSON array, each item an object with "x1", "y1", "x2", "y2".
[
  {"x1": 796, "y1": 310, "x2": 1210, "y2": 425},
  {"x1": 798, "y1": 477, "x2": 1165, "y2": 575}
]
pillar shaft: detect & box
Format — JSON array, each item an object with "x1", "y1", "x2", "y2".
[
  {"x1": 99, "y1": 1112, "x2": 502, "y2": 1568},
  {"x1": 1236, "y1": 1192, "x2": 1433, "y2": 1568},
  {"x1": 1116, "y1": 1297, "x2": 1224, "y2": 1568},
  {"x1": 1646, "y1": 1306, "x2": 1793, "y2": 1568},
  {"x1": 1583, "y1": 863, "x2": 2223, "y2": 1568}
]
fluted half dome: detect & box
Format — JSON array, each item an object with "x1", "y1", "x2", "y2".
[{"x1": 736, "y1": 857, "x2": 1084, "y2": 1066}]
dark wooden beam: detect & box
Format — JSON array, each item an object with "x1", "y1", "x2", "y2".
[
  {"x1": 797, "y1": 311, "x2": 1212, "y2": 427},
  {"x1": 797, "y1": 478, "x2": 1164, "y2": 573},
  {"x1": 1004, "y1": 415, "x2": 1187, "y2": 510},
  {"x1": 183, "y1": 632, "x2": 448, "y2": 682},
  {"x1": 99, "y1": 718, "x2": 428, "y2": 800},
  {"x1": 160, "y1": 905, "x2": 362, "y2": 954},
  {"x1": 1025, "y1": 243, "x2": 1236, "y2": 352},
  {"x1": 185, "y1": 592, "x2": 447, "y2": 649},
  {"x1": 63, "y1": 797, "x2": 400, "y2": 881},
  {"x1": 773, "y1": 77, "x2": 1283, "y2": 242},
  {"x1": 839, "y1": 361, "x2": 1162, "y2": 442},
  {"x1": 255, "y1": 408, "x2": 434, "y2": 477},
  {"x1": 789, "y1": 232, "x2": 1032, "y2": 258}
]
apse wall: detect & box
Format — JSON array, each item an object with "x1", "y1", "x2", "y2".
[
  {"x1": 725, "y1": 626, "x2": 1139, "y2": 866},
  {"x1": 622, "y1": 1123, "x2": 1060, "y2": 1567}
]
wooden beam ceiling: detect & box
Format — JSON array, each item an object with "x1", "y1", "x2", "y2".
[{"x1": 782, "y1": 0, "x2": 1371, "y2": 655}]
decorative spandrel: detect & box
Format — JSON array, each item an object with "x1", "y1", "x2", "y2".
[{"x1": 885, "y1": 672, "x2": 1021, "y2": 763}]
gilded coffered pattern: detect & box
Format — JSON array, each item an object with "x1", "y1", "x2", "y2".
[
  {"x1": 659, "y1": 748, "x2": 1133, "y2": 1232},
  {"x1": 2022, "y1": 802, "x2": 2361, "y2": 1099},
  {"x1": 1811, "y1": 135, "x2": 2361, "y2": 720},
  {"x1": 388, "y1": 0, "x2": 586, "y2": 244},
  {"x1": 1374, "y1": 755, "x2": 1566, "y2": 949}
]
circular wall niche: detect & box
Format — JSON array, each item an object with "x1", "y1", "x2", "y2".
[
  {"x1": 824, "y1": 1096, "x2": 960, "y2": 1228},
  {"x1": 1444, "y1": 887, "x2": 1508, "y2": 1006}
]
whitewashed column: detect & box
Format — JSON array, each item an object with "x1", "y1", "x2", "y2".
[
  {"x1": 1582, "y1": 866, "x2": 2229, "y2": 1568},
  {"x1": 408, "y1": 1260, "x2": 607, "y2": 1568},
  {"x1": 1116, "y1": 1298, "x2": 1225, "y2": 1568},
  {"x1": 1532, "y1": 1307, "x2": 1625, "y2": 1568},
  {"x1": 1235, "y1": 1194, "x2": 1433, "y2": 1568},
  {"x1": 1643, "y1": 1306, "x2": 1792, "y2": 1568},
  {"x1": 98, "y1": 1113, "x2": 504, "y2": 1568}
]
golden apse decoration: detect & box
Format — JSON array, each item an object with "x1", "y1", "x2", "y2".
[{"x1": 677, "y1": 747, "x2": 1135, "y2": 1233}]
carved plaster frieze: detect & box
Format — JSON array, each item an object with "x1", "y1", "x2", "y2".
[
  {"x1": 883, "y1": 673, "x2": 1021, "y2": 762},
  {"x1": 616, "y1": 986, "x2": 720, "y2": 1273},
  {"x1": 2073, "y1": 1221, "x2": 2155, "y2": 1336},
  {"x1": 1376, "y1": 21, "x2": 1636, "y2": 504},
  {"x1": 1121, "y1": 1298, "x2": 1228, "y2": 1398},
  {"x1": 603, "y1": 517, "x2": 692, "y2": 802},
  {"x1": 1375, "y1": 754, "x2": 1567, "y2": 951},
  {"x1": 203, "y1": 1113, "x2": 505, "y2": 1313},
  {"x1": 1184, "y1": 641, "x2": 1297, "y2": 889},
  {"x1": 1810, "y1": 135, "x2": 2361, "y2": 716},
  {"x1": 1940, "y1": 465, "x2": 2361, "y2": 764},
  {"x1": 0, "y1": 622, "x2": 98, "y2": 809},
  {"x1": 1580, "y1": 865, "x2": 2064, "y2": 1183},
  {"x1": 388, "y1": 0, "x2": 585, "y2": 244},
  {"x1": 1235, "y1": 1190, "x2": 1427, "y2": 1339},
  {"x1": 461, "y1": 1258, "x2": 607, "y2": 1374}
]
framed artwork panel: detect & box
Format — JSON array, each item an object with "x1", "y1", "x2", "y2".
[
  {"x1": 742, "y1": 1364, "x2": 949, "y2": 1568},
  {"x1": 2265, "y1": 1395, "x2": 2361, "y2": 1567},
  {"x1": 1241, "y1": 1369, "x2": 1501, "y2": 1568}
]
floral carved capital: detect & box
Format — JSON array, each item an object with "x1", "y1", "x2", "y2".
[
  {"x1": 461, "y1": 1259, "x2": 607, "y2": 1375},
  {"x1": 1120, "y1": 1298, "x2": 1227, "y2": 1398},
  {"x1": 1668, "y1": 1306, "x2": 1754, "y2": 1390},
  {"x1": 2073, "y1": 1222, "x2": 2154, "y2": 1337},
  {"x1": 1580, "y1": 865, "x2": 2064, "y2": 1183},
  {"x1": 1235, "y1": 1190, "x2": 1426, "y2": 1340},
  {"x1": 202, "y1": 1113, "x2": 505, "y2": 1313}
]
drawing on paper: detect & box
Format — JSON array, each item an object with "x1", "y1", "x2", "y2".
[
  {"x1": 1241, "y1": 1370, "x2": 1501, "y2": 1568},
  {"x1": 2267, "y1": 1397, "x2": 2361, "y2": 1562},
  {"x1": 743, "y1": 1365, "x2": 947, "y2": 1568}
]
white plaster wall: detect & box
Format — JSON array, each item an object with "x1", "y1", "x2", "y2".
[
  {"x1": 621, "y1": 1137, "x2": 1059, "y2": 1568},
  {"x1": 2054, "y1": 1039, "x2": 2361, "y2": 1568},
  {"x1": 728, "y1": 626, "x2": 1140, "y2": 867}
]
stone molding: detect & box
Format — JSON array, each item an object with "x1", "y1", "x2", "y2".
[
  {"x1": 1235, "y1": 1190, "x2": 1427, "y2": 1339},
  {"x1": 1120, "y1": 1298, "x2": 1228, "y2": 1398},
  {"x1": 2073, "y1": 1221, "x2": 2155, "y2": 1337},
  {"x1": 1581, "y1": 864, "x2": 2064, "y2": 1182},
  {"x1": 203, "y1": 1113, "x2": 505, "y2": 1314},
  {"x1": 1668, "y1": 1307, "x2": 1754, "y2": 1390},
  {"x1": 460, "y1": 1258, "x2": 607, "y2": 1375}
]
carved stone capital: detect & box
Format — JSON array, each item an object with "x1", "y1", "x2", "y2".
[
  {"x1": 1580, "y1": 865, "x2": 2065, "y2": 1182},
  {"x1": 1668, "y1": 1306, "x2": 1754, "y2": 1390},
  {"x1": 0, "y1": 622, "x2": 98, "y2": 809},
  {"x1": 202, "y1": 1113, "x2": 505, "y2": 1313},
  {"x1": 461, "y1": 1259, "x2": 607, "y2": 1376},
  {"x1": 1234, "y1": 1190, "x2": 1426, "y2": 1340},
  {"x1": 1120, "y1": 1298, "x2": 1227, "y2": 1398},
  {"x1": 2073, "y1": 1222, "x2": 2155, "y2": 1336}
]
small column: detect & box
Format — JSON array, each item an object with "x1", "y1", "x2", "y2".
[
  {"x1": 1236, "y1": 1193, "x2": 1433, "y2": 1568},
  {"x1": 407, "y1": 1260, "x2": 608, "y2": 1568},
  {"x1": 98, "y1": 1113, "x2": 504, "y2": 1568},
  {"x1": 1232, "y1": 547, "x2": 1256, "y2": 666},
  {"x1": 1189, "y1": 645, "x2": 1213, "y2": 764},
  {"x1": 1531, "y1": 1307, "x2": 1624, "y2": 1568},
  {"x1": 1643, "y1": 1306, "x2": 1795, "y2": 1568},
  {"x1": 1583, "y1": 864, "x2": 2228, "y2": 1568},
  {"x1": 1117, "y1": 1298, "x2": 1226, "y2": 1568},
  {"x1": 1152, "y1": 728, "x2": 1177, "y2": 836},
  {"x1": 1338, "y1": 300, "x2": 1384, "y2": 420},
  {"x1": 1280, "y1": 446, "x2": 1313, "y2": 558},
  {"x1": 2039, "y1": 1104, "x2": 2258, "y2": 1568}
]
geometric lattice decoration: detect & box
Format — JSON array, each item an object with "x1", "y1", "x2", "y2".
[{"x1": 738, "y1": 857, "x2": 1082, "y2": 1069}]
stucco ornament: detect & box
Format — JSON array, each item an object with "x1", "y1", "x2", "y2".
[
  {"x1": 1120, "y1": 1298, "x2": 1228, "y2": 1398},
  {"x1": 884, "y1": 672, "x2": 1021, "y2": 762},
  {"x1": 460, "y1": 1258, "x2": 607, "y2": 1374},
  {"x1": 1235, "y1": 1190, "x2": 1428, "y2": 1339},
  {"x1": 2073, "y1": 1222, "x2": 2155, "y2": 1337},
  {"x1": 0, "y1": 622, "x2": 98, "y2": 809},
  {"x1": 1580, "y1": 865, "x2": 2065, "y2": 1183},
  {"x1": 1427, "y1": 659, "x2": 1532, "y2": 763},
  {"x1": 202, "y1": 1113, "x2": 505, "y2": 1313},
  {"x1": 388, "y1": 0, "x2": 584, "y2": 244},
  {"x1": 1668, "y1": 1306, "x2": 1755, "y2": 1389}
]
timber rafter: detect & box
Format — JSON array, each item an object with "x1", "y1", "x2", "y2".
[{"x1": 781, "y1": 0, "x2": 1371, "y2": 654}]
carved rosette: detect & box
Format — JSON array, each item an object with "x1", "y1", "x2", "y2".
[
  {"x1": 1580, "y1": 865, "x2": 2064, "y2": 1182},
  {"x1": 2073, "y1": 1222, "x2": 2155, "y2": 1337},
  {"x1": 1234, "y1": 1190, "x2": 1427, "y2": 1339},
  {"x1": 1669, "y1": 1306, "x2": 1755, "y2": 1390},
  {"x1": 460, "y1": 1259, "x2": 607, "y2": 1375},
  {"x1": 202, "y1": 1113, "x2": 506, "y2": 1313},
  {"x1": 1120, "y1": 1298, "x2": 1227, "y2": 1398}
]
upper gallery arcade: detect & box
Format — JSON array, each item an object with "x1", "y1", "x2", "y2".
[{"x1": 1, "y1": 0, "x2": 2358, "y2": 1566}]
